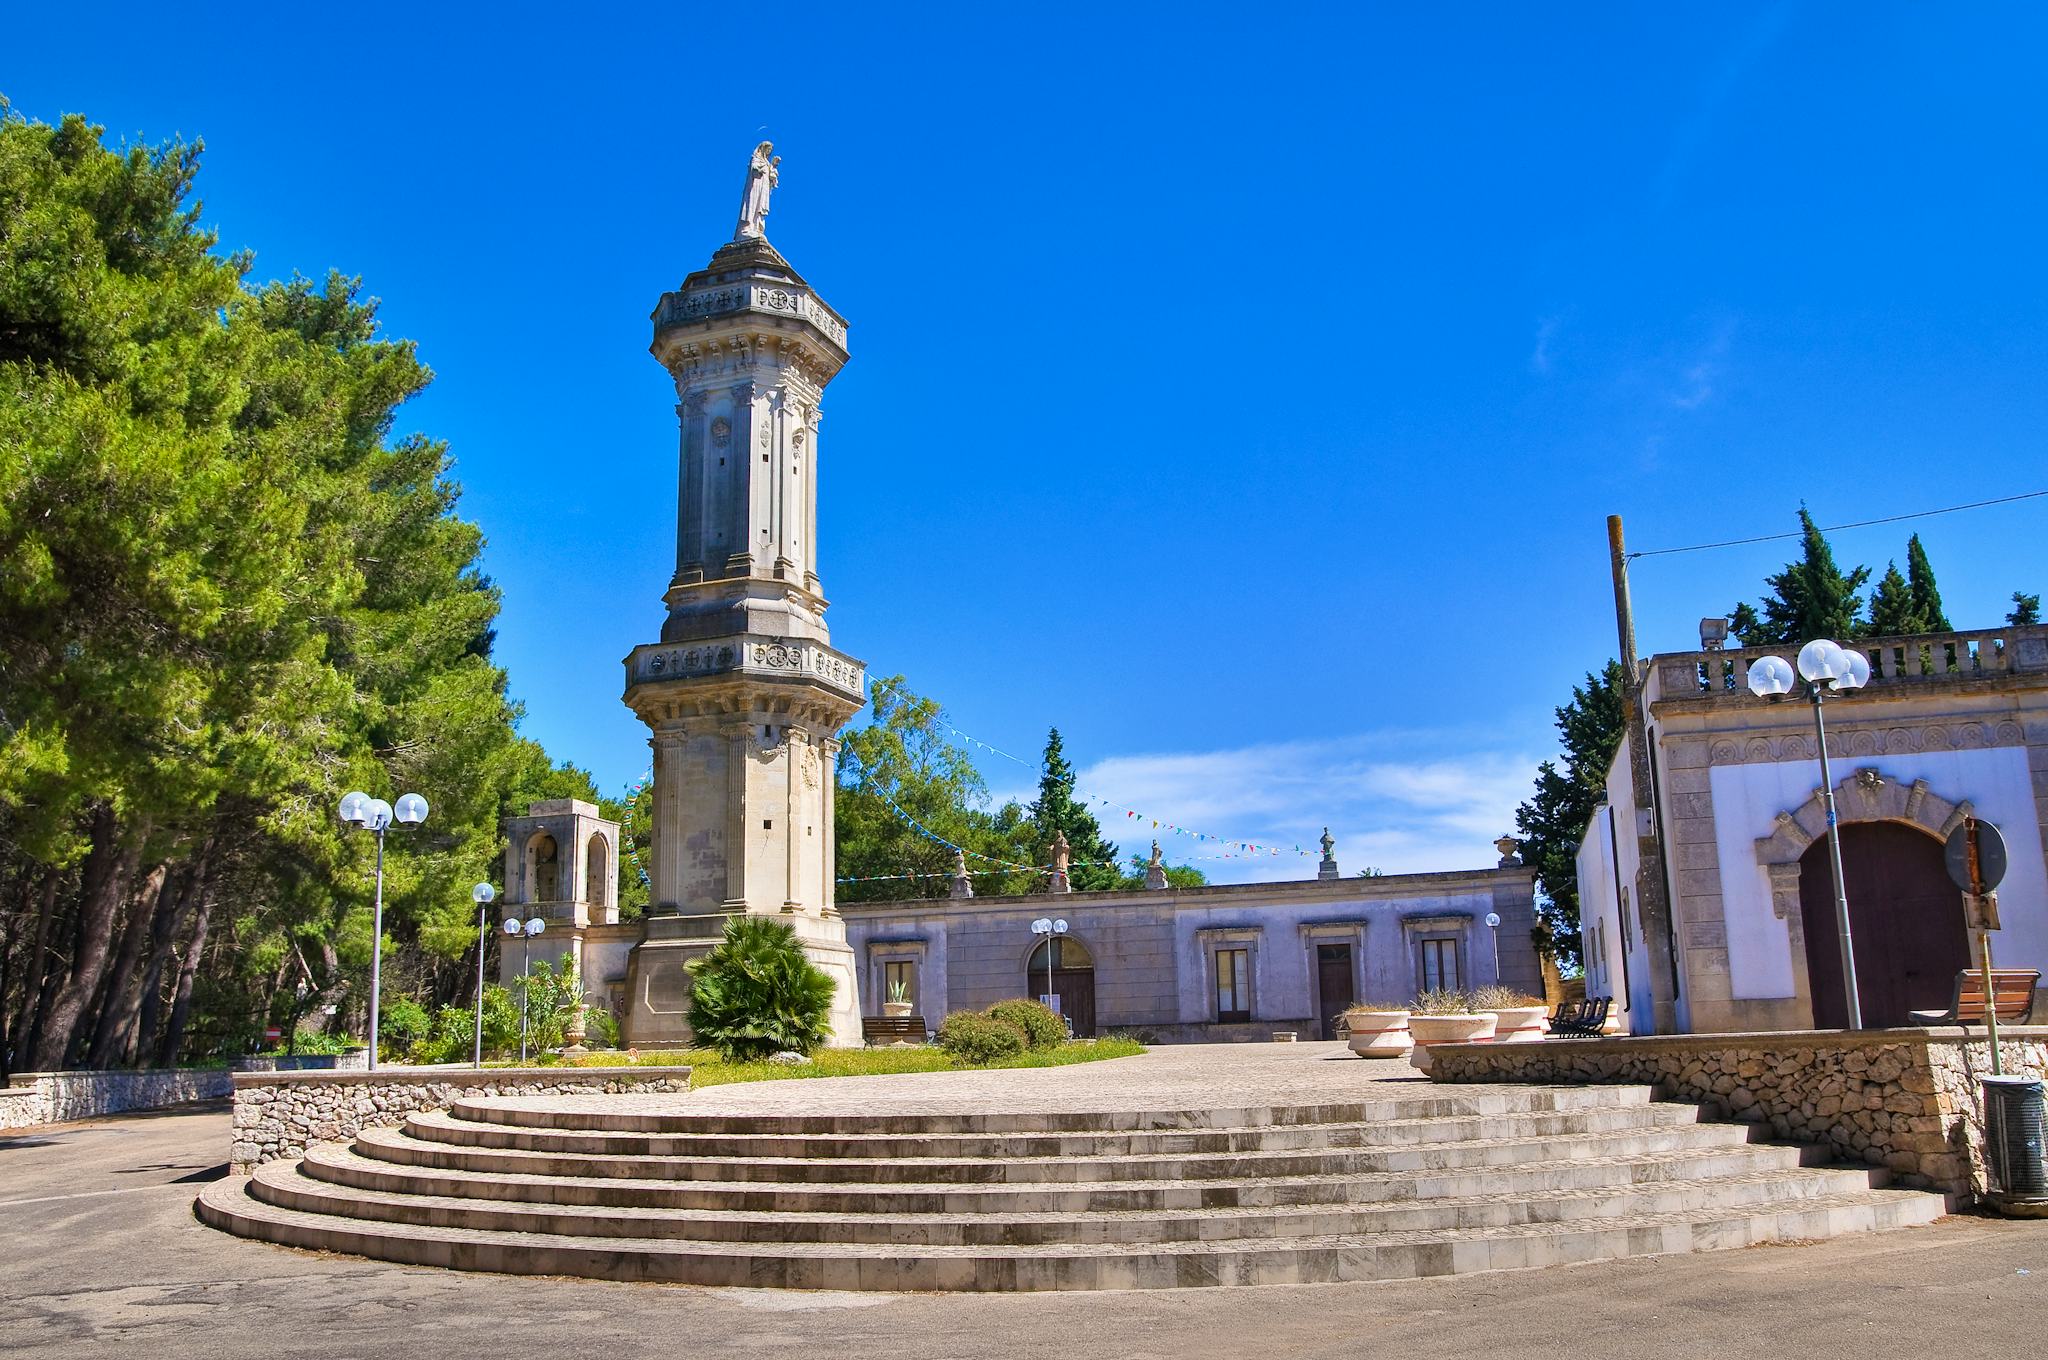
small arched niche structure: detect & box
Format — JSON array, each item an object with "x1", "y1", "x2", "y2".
[
  {"x1": 1753, "y1": 766, "x2": 1976, "y2": 1029},
  {"x1": 585, "y1": 833, "x2": 612, "y2": 921},
  {"x1": 526, "y1": 832, "x2": 560, "y2": 904}
]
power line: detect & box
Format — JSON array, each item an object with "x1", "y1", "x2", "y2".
[{"x1": 1628, "y1": 490, "x2": 2048, "y2": 560}]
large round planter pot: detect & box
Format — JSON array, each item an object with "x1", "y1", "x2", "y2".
[
  {"x1": 1406, "y1": 1013, "x2": 1498, "y2": 1073},
  {"x1": 882, "y1": 1001, "x2": 914, "y2": 1018},
  {"x1": 1344, "y1": 1010, "x2": 1413, "y2": 1058},
  {"x1": 1489, "y1": 1005, "x2": 1548, "y2": 1044}
]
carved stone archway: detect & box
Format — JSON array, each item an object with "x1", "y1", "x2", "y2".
[{"x1": 1753, "y1": 766, "x2": 1975, "y2": 1027}]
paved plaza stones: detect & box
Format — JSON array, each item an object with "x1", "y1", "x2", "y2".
[{"x1": 195, "y1": 1042, "x2": 1944, "y2": 1290}]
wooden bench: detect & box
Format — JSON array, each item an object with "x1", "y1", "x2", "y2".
[
  {"x1": 861, "y1": 1014, "x2": 930, "y2": 1046},
  {"x1": 1908, "y1": 969, "x2": 2040, "y2": 1027},
  {"x1": 1547, "y1": 996, "x2": 1611, "y2": 1038}
]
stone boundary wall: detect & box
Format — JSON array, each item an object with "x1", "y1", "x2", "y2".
[
  {"x1": 231, "y1": 1050, "x2": 370, "y2": 1074},
  {"x1": 1427, "y1": 1027, "x2": 2048, "y2": 1201},
  {"x1": 1, "y1": 1068, "x2": 235, "y2": 1131},
  {"x1": 231, "y1": 1066, "x2": 694, "y2": 1170}
]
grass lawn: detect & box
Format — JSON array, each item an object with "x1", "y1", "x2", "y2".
[{"x1": 546, "y1": 1038, "x2": 1145, "y2": 1087}]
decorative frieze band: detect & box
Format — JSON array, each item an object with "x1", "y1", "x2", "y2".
[
  {"x1": 1705, "y1": 720, "x2": 2025, "y2": 767},
  {"x1": 627, "y1": 635, "x2": 864, "y2": 700},
  {"x1": 652, "y1": 283, "x2": 848, "y2": 347}
]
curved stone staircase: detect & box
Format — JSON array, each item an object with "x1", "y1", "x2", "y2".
[{"x1": 195, "y1": 1081, "x2": 1943, "y2": 1290}]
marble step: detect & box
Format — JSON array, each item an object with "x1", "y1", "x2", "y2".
[
  {"x1": 249, "y1": 1155, "x2": 1893, "y2": 1246},
  {"x1": 306, "y1": 1138, "x2": 1818, "y2": 1214},
  {"x1": 196, "y1": 1175, "x2": 1946, "y2": 1290},
  {"x1": 447, "y1": 1084, "x2": 1657, "y2": 1137},
  {"x1": 400, "y1": 1100, "x2": 1710, "y2": 1160},
  {"x1": 352, "y1": 1119, "x2": 1764, "y2": 1184}
]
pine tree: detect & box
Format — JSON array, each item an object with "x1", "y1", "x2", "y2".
[
  {"x1": 1730, "y1": 508, "x2": 1870, "y2": 645},
  {"x1": 1513, "y1": 661, "x2": 1626, "y2": 971},
  {"x1": 1866, "y1": 562, "x2": 1917, "y2": 636},
  {"x1": 1031, "y1": 729, "x2": 1121, "y2": 892},
  {"x1": 2007, "y1": 592, "x2": 2040, "y2": 626},
  {"x1": 1903, "y1": 534, "x2": 1950, "y2": 633}
]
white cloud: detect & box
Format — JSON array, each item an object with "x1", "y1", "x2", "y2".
[{"x1": 990, "y1": 734, "x2": 1542, "y2": 886}]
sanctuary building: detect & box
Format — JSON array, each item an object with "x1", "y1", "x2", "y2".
[{"x1": 1577, "y1": 620, "x2": 2048, "y2": 1035}]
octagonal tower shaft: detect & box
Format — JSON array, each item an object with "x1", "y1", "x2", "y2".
[{"x1": 621, "y1": 233, "x2": 866, "y2": 1047}]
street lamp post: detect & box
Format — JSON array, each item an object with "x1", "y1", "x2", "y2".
[
  {"x1": 1484, "y1": 912, "x2": 1502, "y2": 984},
  {"x1": 1031, "y1": 916, "x2": 1069, "y2": 1014},
  {"x1": 503, "y1": 915, "x2": 546, "y2": 1062},
  {"x1": 1747, "y1": 638, "x2": 1871, "y2": 1029},
  {"x1": 471, "y1": 882, "x2": 495, "y2": 1068},
  {"x1": 338, "y1": 790, "x2": 429, "y2": 1071}
]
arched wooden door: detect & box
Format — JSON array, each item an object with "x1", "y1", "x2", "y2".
[
  {"x1": 1798, "y1": 822, "x2": 1968, "y2": 1028},
  {"x1": 1025, "y1": 936, "x2": 1096, "y2": 1037}
]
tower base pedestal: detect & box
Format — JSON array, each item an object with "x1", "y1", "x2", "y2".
[{"x1": 623, "y1": 910, "x2": 864, "y2": 1050}]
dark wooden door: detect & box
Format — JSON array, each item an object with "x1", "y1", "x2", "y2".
[
  {"x1": 1799, "y1": 822, "x2": 1968, "y2": 1027},
  {"x1": 1048, "y1": 968, "x2": 1095, "y2": 1038},
  {"x1": 1316, "y1": 943, "x2": 1355, "y2": 1039}
]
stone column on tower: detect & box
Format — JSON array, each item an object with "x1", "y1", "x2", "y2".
[{"x1": 620, "y1": 157, "x2": 866, "y2": 1047}]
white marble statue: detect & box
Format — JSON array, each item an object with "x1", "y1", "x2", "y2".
[{"x1": 735, "y1": 141, "x2": 780, "y2": 240}]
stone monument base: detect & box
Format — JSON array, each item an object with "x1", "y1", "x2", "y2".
[{"x1": 624, "y1": 910, "x2": 864, "y2": 1049}]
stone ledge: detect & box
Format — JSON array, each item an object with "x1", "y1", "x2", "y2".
[
  {"x1": 231, "y1": 1064, "x2": 694, "y2": 1089},
  {"x1": 230, "y1": 1066, "x2": 694, "y2": 1171},
  {"x1": 1426, "y1": 1031, "x2": 2047, "y2": 1203}
]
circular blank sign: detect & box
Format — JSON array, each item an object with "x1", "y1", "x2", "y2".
[{"x1": 1944, "y1": 818, "x2": 2008, "y2": 894}]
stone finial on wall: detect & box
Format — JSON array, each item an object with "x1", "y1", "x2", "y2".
[
  {"x1": 1494, "y1": 835, "x2": 1523, "y2": 867},
  {"x1": 950, "y1": 849, "x2": 974, "y2": 899},
  {"x1": 1145, "y1": 839, "x2": 1168, "y2": 891}
]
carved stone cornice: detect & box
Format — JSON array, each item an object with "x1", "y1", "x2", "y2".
[{"x1": 1706, "y1": 719, "x2": 2026, "y2": 767}]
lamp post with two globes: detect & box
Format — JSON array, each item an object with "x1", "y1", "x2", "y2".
[
  {"x1": 503, "y1": 914, "x2": 546, "y2": 1062},
  {"x1": 1745, "y1": 638, "x2": 1872, "y2": 1029},
  {"x1": 1031, "y1": 916, "x2": 1069, "y2": 1015},
  {"x1": 337, "y1": 790, "x2": 429, "y2": 1071},
  {"x1": 471, "y1": 883, "x2": 496, "y2": 1068}
]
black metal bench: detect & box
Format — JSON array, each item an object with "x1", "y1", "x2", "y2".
[
  {"x1": 861, "y1": 1014, "x2": 930, "y2": 1046},
  {"x1": 1546, "y1": 996, "x2": 1611, "y2": 1038}
]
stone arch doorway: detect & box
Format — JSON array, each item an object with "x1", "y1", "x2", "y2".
[
  {"x1": 1797, "y1": 823, "x2": 1968, "y2": 1028},
  {"x1": 585, "y1": 834, "x2": 609, "y2": 913},
  {"x1": 1025, "y1": 936, "x2": 1096, "y2": 1037},
  {"x1": 526, "y1": 833, "x2": 559, "y2": 903}
]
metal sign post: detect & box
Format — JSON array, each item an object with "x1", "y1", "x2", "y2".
[{"x1": 1945, "y1": 816, "x2": 2010, "y2": 1074}]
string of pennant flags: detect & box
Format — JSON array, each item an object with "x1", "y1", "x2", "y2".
[
  {"x1": 614, "y1": 699, "x2": 1321, "y2": 890},
  {"x1": 938, "y1": 718, "x2": 1318, "y2": 860}
]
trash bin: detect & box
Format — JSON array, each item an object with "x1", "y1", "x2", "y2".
[{"x1": 1982, "y1": 1075, "x2": 2047, "y2": 1208}]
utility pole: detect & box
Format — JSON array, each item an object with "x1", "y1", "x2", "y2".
[{"x1": 1608, "y1": 515, "x2": 1680, "y2": 1033}]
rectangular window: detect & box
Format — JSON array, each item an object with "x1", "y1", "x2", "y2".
[
  {"x1": 1215, "y1": 948, "x2": 1250, "y2": 1022},
  {"x1": 883, "y1": 960, "x2": 916, "y2": 1009},
  {"x1": 1420, "y1": 937, "x2": 1460, "y2": 993}
]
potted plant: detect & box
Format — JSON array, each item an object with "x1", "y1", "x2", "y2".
[
  {"x1": 1405, "y1": 989, "x2": 1497, "y2": 1073},
  {"x1": 882, "y1": 979, "x2": 914, "y2": 1018},
  {"x1": 1470, "y1": 984, "x2": 1549, "y2": 1044},
  {"x1": 1341, "y1": 1002, "x2": 1413, "y2": 1058}
]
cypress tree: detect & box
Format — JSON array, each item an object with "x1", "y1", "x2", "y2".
[
  {"x1": 1903, "y1": 534, "x2": 1951, "y2": 633},
  {"x1": 2010, "y1": 592, "x2": 2042, "y2": 626},
  {"x1": 1867, "y1": 562, "x2": 1917, "y2": 636},
  {"x1": 1731, "y1": 508, "x2": 1870, "y2": 645},
  {"x1": 1030, "y1": 729, "x2": 1121, "y2": 892}
]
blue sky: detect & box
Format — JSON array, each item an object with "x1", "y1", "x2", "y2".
[{"x1": 10, "y1": 4, "x2": 2046, "y2": 882}]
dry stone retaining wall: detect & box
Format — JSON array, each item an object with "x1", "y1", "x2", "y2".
[
  {"x1": 1427, "y1": 1027, "x2": 2048, "y2": 1200},
  {"x1": 1, "y1": 1068, "x2": 235, "y2": 1130},
  {"x1": 231, "y1": 1066, "x2": 693, "y2": 1170}
]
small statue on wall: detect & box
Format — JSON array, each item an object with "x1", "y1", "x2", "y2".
[{"x1": 1049, "y1": 831, "x2": 1072, "y2": 894}]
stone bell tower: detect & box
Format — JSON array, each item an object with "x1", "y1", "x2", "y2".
[{"x1": 621, "y1": 145, "x2": 866, "y2": 1047}]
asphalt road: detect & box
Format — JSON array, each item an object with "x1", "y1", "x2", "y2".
[{"x1": 2, "y1": 1104, "x2": 2045, "y2": 1359}]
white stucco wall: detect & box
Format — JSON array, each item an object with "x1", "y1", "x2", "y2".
[
  {"x1": 1708, "y1": 746, "x2": 2048, "y2": 998},
  {"x1": 1576, "y1": 737, "x2": 1655, "y2": 1031}
]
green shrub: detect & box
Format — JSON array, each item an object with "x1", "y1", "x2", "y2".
[
  {"x1": 936, "y1": 1010, "x2": 1027, "y2": 1063},
  {"x1": 686, "y1": 916, "x2": 837, "y2": 1061},
  {"x1": 582, "y1": 1006, "x2": 621, "y2": 1049},
  {"x1": 277, "y1": 1027, "x2": 352, "y2": 1057},
  {"x1": 379, "y1": 996, "x2": 433, "y2": 1059},
  {"x1": 986, "y1": 998, "x2": 1065, "y2": 1050}
]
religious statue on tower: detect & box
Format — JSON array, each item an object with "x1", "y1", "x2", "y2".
[{"x1": 735, "y1": 141, "x2": 780, "y2": 240}]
